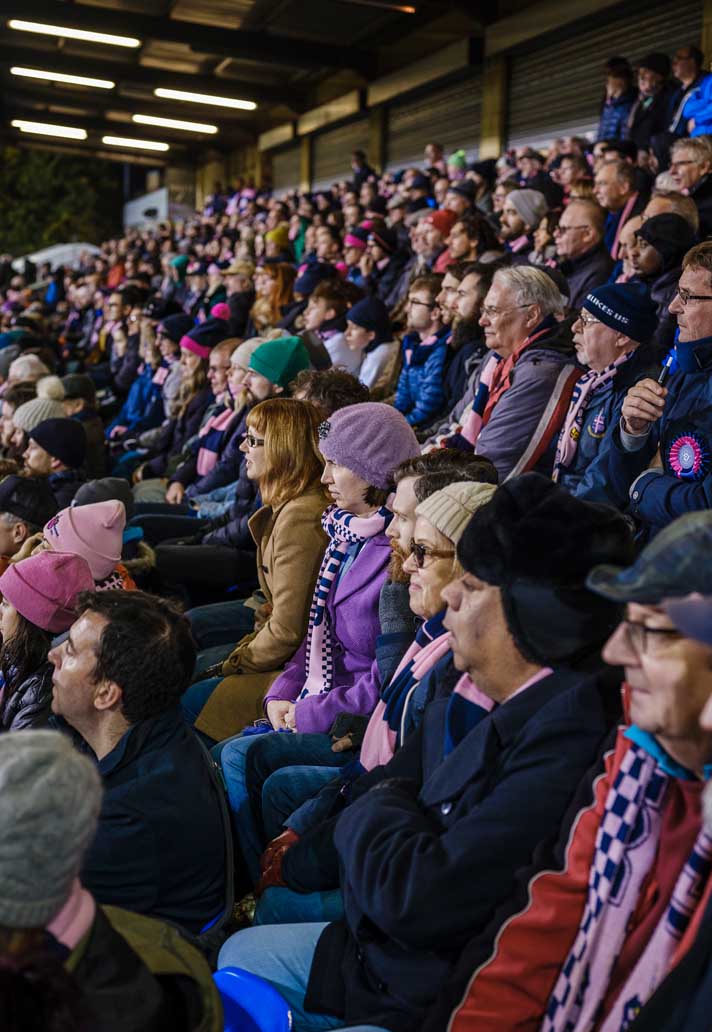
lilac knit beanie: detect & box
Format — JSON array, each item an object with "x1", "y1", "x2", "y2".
[{"x1": 318, "y1": 402, "x2": 420, "y2": 490}]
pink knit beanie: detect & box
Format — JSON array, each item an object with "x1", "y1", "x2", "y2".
[
  {"x1": 43, "y1": 501, "x2": 125, "y2": 581},
  {"x1": 0, "y1": 551, "x2": 94, "y2": 633}
]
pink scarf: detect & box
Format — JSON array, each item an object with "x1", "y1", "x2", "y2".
[
  {"x1": 196, "y1": 406, "x2": 237, "y2": 476},
  {"x1": 299, "y1": 505, "x2": 391, "y2": 700},
  {"x1": 47, "y1": 879, "x2": 96, "y2": 951},
  {"x1": 360, "y1": 632, "x2": 452, "y2": 770},
  {"x1": 611, "y1": 191, "x2": 639, "y2": 260},
  {"x1": 552, "y1": 352, "x2": 633, "y2": 480}
]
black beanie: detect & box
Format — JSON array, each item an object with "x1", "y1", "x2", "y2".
[
  {"x1": 0, "y1": 475, "x2": 57, "y2": 528},
  {"x1": 637, "y1": 213, "x2": 697, "y2": 273},
  {"x1": 29, "y1": 418, "x2": 86, "y2": 471},
  {"x1": 158, "y1": 313, "x2": 194, "y2": 345},
  {"x1": 457, "y1": 473, "x2": 635, "y2": 665}
]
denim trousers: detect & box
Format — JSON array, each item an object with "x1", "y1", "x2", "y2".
[
  {"x1": 218, "y1": 922, "x2": 389, "y2": 1032},
  {"x1": 186, "y1": 598, "x2": 256, "y2": 650}
]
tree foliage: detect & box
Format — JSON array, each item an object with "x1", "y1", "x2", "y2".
[{"x1": 0, "y1": 147, "x2": 123, "y2": 256}]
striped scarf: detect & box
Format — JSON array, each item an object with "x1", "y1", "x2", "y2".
[
  {"x1": 543, "y1": 742, "x2": 712, "y2": 1032},
  {"x1": 299, "y1": 505, "x2": 391, "y2": 700},
  {"x1": 552, "y1": 352, "x2": 632, "y2": 481}
]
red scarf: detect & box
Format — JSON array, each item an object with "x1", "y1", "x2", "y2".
[{"x1": 483, "y1": 325, "x2": 553, "y2": 424}]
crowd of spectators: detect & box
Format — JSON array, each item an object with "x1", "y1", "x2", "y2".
[{"x1": 3, "y1": 38, "x2": 712, "y2": 1032}]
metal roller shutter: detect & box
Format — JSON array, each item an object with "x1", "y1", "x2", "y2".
[
  {"x1": 386, "y1": 75, "x2": 482, "y2": 172},
  {"x1": 311, "y1": 117, "x2": 370, "y2": 191},
  {"x1": 271, "y1": 144, "x2": 301, "y2": 194},
  {"x1": 507, "y1": 0, "x2": 703, "y2": 148}
]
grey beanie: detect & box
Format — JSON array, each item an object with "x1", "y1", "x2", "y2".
[
  {"x1": 416, "y1": 481, "x2": 498, "y2": 546},
  {"x1": 73, "y1": 476, "x2": 135, "y2": 521},
  {"x1": 508, "y1": 188, "x2": 548, "y2": 230},
  {"x1": 13, "y1": 385, "x2": 66, "y2": 434},
  {"x1": 0, "y1": 730, "x2": 103, "y2": 927}
]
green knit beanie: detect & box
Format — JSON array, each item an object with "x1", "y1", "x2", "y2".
[{"x1": 248, "y1": 336, "x2": 311, "y2": 389}]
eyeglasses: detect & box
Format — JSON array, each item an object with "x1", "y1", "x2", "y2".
[
  {"x1": 409, "y1": 540, "x2": 455, "y2": 569},
  {"x1": 481, "y1": 302, "x2": 533, "y2": 319},
  {"x1": 670, "y1": 159, "x2": 697, "y2": 170},
  {"x1": 676, "y1": 286, "x2": 712, "y2": 306},
  {"x1": 407, "y1": 298, "x2": 437, "y2": 309},
  {"x1": 553, "y1": 225, "x2": 588, "y2": 234},
  {"x1": 578, "y1": 310, "x2": 601, "y2": 327},
  {"x1": 621, "y1": 619, "x2": 680, "y2": 655},
  {"x1": 245, "y1": 432, "x2": 265, "y2": 449}
]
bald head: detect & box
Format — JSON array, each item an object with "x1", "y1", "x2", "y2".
[
  {"x1": 644, "y1": 191, "x2": 700, "y2": 234},
  {"x1": 555, "y1": 199, "x2": 606, "y2": 259}
]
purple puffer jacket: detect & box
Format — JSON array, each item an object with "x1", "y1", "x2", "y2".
[{"x1": 264, "y1": 532, "x2": 391, "y2": 734}]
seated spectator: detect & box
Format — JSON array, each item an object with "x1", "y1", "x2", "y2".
[
  {"x1": 360, "y1": 225, "x2": 409, "y2": 302},
  {"x1": 24, "y1": 417, "x2": 87, "y2": 508},
  {"x1": 0, "y1": 551, "x2": 93, "y2": 731},
  {"x1": 61, "y1": 373, "x2": 107, "y2": 479},
  {"x1": 437, "y1": 261, "x2": 493, "y2": 421},
  {"x1": 0, "y1": 381, "x2": 37, "y2": 459},
  {"x1": 230, "y1": 451, "x2": 500, "y2": 893},
  {"x1": 0, "y1": 474, "x2": 56, "y2": 571},
  {"x1": 422, "y1": 210, "x2": 458, "y2": 273},
  {"x1": 629, "y1": 212, "x2": 697, "y2": 352},
  {"x1": 394, "y1": 274, "x2": 449, "y2": 427},
  {"x1": 181, "y1": 399, "x2": 329, "y2": 741},
  {"x1": 594, "y1": 159, "x2": 648, "y2": 259},
  {"x1": 447, "y1": 213, "x2": 502, "y2": 265},
  {"x1": 42, "y1": 500, "x2": 136, "y2": 591},
  {"x1": 603, "y1": 240, "x2": 712, "y2": 536},
  {"x1": 254, "y1": 402, "x2": 418, "y2": 736},
  {"x1": 626, "y1": 52, "x2": 676, "y2": 157},
  {"x1": 290, "y1": 367, "x2": 370, "y2": 420},
  {"x1": 438, "y1": 266, "x2": 578, "y2": 481},
  {"x1": 467, "y1": 159, "x2": 497, "y2": 214},
  {"x1": 302, "y1": 279, "x2": 361, "y2": 375},
  {"x1": 629, "y1": 591, "x2": 712, "y2": 1032},
  {"x1": 668, "y1": 44, "x2": 709, "y2": 141},
  {"x1": 224, "y1": 257, "x2": 256, "y2": 338},
  {"x1": 597, "y1": 56, "x2": 636, "y2": 142},
  {"x1": 554, "y1": 199, "x2": 613, "y2": 308},
  {"x1": 615, "y1": 213, "x2": 644, "y2": 282},
  {"x1": 0, "y1": 729, "x2": 221, "y2": 1032},
  {"x1": 516, "y1": 147, "x2": 564, "y2": 207},
  {"x1": 529, "y1": 210, "x2": 559, "y2": 265},
  {"x1": 437, "y1": 509, "x2": 712, "y2": 1031},
  {"x1": 499, "y1": 188, "x2": 548, "y2": 258},
  {"x1": 246, "y1": 263, "x2": 296, "y2": 337},
  {"x1": 641, "y1": 189, "x2": 700, "y2": 234},
  {"x1": 669, "y1": 136, "x2": 712, "y2": 237},
  {"x1": 131, "y1": 317, "x2": 227, "y2": 493},
  {"x1": 343, "y1": 295, "x2": 399, "y2": 394},
  {"x1": 217, "y1": 474, "x2": 633, "y2": 1032},
  {"x1": 50, "y1": 591, "x2": 225, "y2": 934},
  {"x1": 10, "y1": 375, "x2": 65, "y2": 454},
  {"x1": 553, "y1": 283, "x2": 658, "y2": 496}
]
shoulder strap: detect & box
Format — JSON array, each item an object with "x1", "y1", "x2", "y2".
[{"x1": 505, "y1": 364, "x2": 581, "y2": 481}]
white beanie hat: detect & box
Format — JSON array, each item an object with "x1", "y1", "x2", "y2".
[{"x1": 416, "y1": 481, "x2": 498, "y2": 545}]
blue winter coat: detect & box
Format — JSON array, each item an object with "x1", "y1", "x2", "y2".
[
  {"x1": 682, "y1": 73, "x2": 712, "y2": 136},
  {"x1": 594, "y1": 344, "x2": 712, "y2": 535},
  {"x1": 559, "y1": 347, "x2": 658, "y2": 502},
  {"x1": 597, "y1": 92, "x2": 636, "y2": 141},
  {"x1": 106, "y1": 364, "x2": 164, "y2": 438},
  {"x1": 394, "y1": 326, "x2": 449, "y2": 427}
]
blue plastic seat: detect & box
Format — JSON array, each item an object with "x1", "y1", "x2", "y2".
[{"x1": 214, "y1": 967, "x2": 293, "y2": 1032}]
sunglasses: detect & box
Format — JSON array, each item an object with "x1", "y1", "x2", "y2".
[{"x1": 409, "y1": 540, "x2": 455, "y2": 569}]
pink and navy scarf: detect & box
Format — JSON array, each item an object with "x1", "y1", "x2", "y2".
[
  {"x1": 552, "y1": 352, "x2": 633, "y2": 481},
  {"x1": 543, "y1": 741, "x2": 712, "y2": 1032},
  {"x1": 299, "y1": 505, "x2": 391, "y2": 700}
]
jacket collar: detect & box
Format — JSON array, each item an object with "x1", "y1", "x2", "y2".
[
  {"x1": 97, "y1": 708, "x2": 184, "y2": 777},
  {"x1": 332, "y1": 531, "x2": 390, "y2": 607}
]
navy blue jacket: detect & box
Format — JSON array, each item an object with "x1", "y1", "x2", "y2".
[
  {"x1": 597, "y1": 91, "x2": 636, "y2": 141},
  {"x1": 169, "y1": 404, "x2": 247, "y2": 489},
  {"x1": 593, "y1": 344, "x2": 712, "y2": 536},
  {"x1": 142, "y1": 387, "x2": 213, "y2": 480},
  {"x1": 303, "y1": 664, "x2": 622, "y2": 1031},
  {"x1": 394, "y1": 325, "x2": 450, "y2": 427},
  {"x1": 106, "y1": 364, "x2": 164, "y2": 438},
  {"x1": 202, "y1": 458, "x2": 259, "y2": 549},
  {"x1": 81, "y1": 708, "x2": 225, "y2": 935},
  {"x1": 560, "y1": 346, "x2": 658, "y2": 501},
  {"x1": 184, "y1": 410, "x2": 246, "y2": 499}
]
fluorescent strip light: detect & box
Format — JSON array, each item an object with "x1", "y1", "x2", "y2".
[
  {"x1": 8, "y1": 19, "x2": 140, "y2": 48},
  {"x1": 11, "y1": 119, "x2": 87, "y2": 140},
  {"x1": 102, "y1": 135, "x2": 170, "y2": 152},
  {"x1": 132, "y1": 113, "x2": 218, "y2": 134},
  {"x1": 154, "y1": 87, "x2": 256, "y2": 111},
  {"x1": 11, "y1": 66, "x2": 115, "y2": 89}
]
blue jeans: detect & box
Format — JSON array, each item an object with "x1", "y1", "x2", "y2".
[
  {"x1": 254, "y1": 886, "x2": 344, "y2": 926},
  {"x1": 220, "y1": 733, "x2": 271, "y2": 883},
  {"x1": 218, "y1": 923, "x2": 340, "y2": 1032},
  {"x1": 187, "y1": 598, "x2": 256, "y2": 650},
  {"x1": 261, "y1": 765, "x2": 342, "y2": 842},
  {"x1": 181, "y1": 676, "x2": 221, "y2": 728}
]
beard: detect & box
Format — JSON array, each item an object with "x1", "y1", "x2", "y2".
[
  {"x1": 388, "y1": 541, "x2": 410, "y2": 584},
  {"x1": 451, "y1": 317, "x2": 483, "y2": 350}
]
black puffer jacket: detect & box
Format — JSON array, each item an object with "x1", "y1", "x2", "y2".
[{"x1": 0, "y1": 661, "x2": 53, "y2": 731}]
